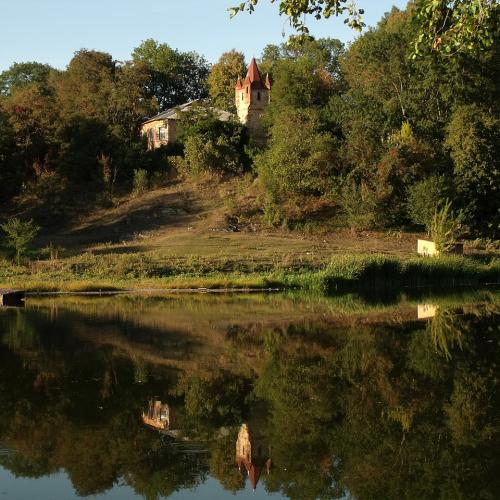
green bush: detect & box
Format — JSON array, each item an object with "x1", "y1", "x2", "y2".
[
  {"x1": 407, "y1": 175, "x2": 450, "y2": 232},
  {"x1": 256, "y1": 108, "x2": 337, "y2": 199},
  {"x1": 177, "y1": 102, "x2": 246, "y2": 176},
  {"x1": 430, "y1": 200, "x2": 464, "y2": 253},
  {"x1": 1, "y1": 218, "x2": 40, "y2": 265},
  {"x1": 313, "y1": 254, "x2": 500, "y2": 292},
  {"x1": 132, "y1": 169, "x2": 149, "y2": 196},
  {"x1": 339, "y1": 178, "x2": 378, "y2": 230}
]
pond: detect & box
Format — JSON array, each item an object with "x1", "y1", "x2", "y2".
[{"x1": 0, "y1": 290, "x2": 498, "y2": 499}]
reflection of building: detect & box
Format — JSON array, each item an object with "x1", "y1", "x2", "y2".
[
  {"x1": 142, "y1": 399, "x2": 170, "y2": 430},
  {"x1": 236, "y1": 423, "x2": 272, "y2": 490},
  {"x1": 418, "y1": 304, "x2": 438, "y2": 319}
]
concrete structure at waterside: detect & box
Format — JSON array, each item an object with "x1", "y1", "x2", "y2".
[
  {"x1": 235, "y1": 58, "x2": 270, "y2": 147},
  {"x1": 235, "y1": 423, "x2": 272, "y2": 491},
  {"x1": 417, "y1": 239, "x2": 463, "y2": 257}
]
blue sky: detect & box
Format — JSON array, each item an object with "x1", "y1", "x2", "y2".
[{"x1": 0, "y1": 0, "x2": 408, "y2": 72}]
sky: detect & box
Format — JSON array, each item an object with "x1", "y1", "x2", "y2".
[{"x1": 0, "y1": 0, "x2": 408, "y2": 72}]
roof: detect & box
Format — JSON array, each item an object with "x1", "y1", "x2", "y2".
[
  {"x1": 236, "y1": 58, "x2": 270, "y2": 90},
  {"x1": 142, "y1": 100, "x2": 233, "y2": 125}
]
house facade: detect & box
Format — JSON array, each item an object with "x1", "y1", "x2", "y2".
[{"x1": 140, "y1": 100, "x2": 232, "y2": 150}]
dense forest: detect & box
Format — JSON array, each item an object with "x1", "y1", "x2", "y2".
[{"x1": 0, "y1": 3, "x2": 498, "y2": 237}]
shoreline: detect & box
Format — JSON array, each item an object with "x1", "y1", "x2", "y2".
[{"x1": 1, "y1": 253, "x2": 498, "y2": 296}]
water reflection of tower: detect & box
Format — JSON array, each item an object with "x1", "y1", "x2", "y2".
[
  {"x1": 235, "y1": 423, "x2": 272, "y2": 491},
  {"x1": 142, "y1": 399, "x2": 171, "y2": 431}
]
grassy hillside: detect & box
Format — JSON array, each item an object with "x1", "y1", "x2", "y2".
[{"x1": 1, "y1": 177, "x2": 498, "y2": 293}]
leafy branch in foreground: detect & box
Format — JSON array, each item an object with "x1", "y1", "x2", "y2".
[
  {"x1": 229, "y1": 0, "x2": 499, "y2": 55},
  {"x1": 229, "y1": 0, "x2": 365, "y2": 35}
]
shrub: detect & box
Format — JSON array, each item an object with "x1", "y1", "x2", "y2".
[
  {"x1": 132, "y1": 168, "x2": 149, "y2": 196},
  {"x1": 407, "y1": 175, "x2": 450, "y2": 233},
  {"x1": 339, "y1": 178, "x2": 378, "y2": 230},
  {"x1": 177, "y1": 102, "x2": 246, "y2": 176},
  {"x1": 256, "y1": 108, "x2": 337, "y2": 199},
  {"x1": 430, "y1": 199, "x2": 464, "y2": 253},
  {"x1": 1, "y1": 218, "x2": 40, "y2": 265},
  {"x1": 183, "y1": 135, "x2": 243, "y2": 176}
]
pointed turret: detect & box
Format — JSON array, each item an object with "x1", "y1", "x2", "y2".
[
  {"x1": 243, "y1": 57, "x2": 266, "y2": 89},
  {"x1": 235, "y1": 58, "x2": 270, "y2": 146}
]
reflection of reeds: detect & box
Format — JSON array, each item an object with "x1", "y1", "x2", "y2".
[{"x1": 430, "y1": 308, "x2": 464, "y2": 360}]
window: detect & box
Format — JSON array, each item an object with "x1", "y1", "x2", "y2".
[
  {"x1": 158, "y1": 126, "x2": 167, "y2": 142},
  {"x1": 257, "y1": 92, "x2": 261, "y2": 101}
]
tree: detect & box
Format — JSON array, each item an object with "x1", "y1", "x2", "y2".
[
  {"x1": 1, "y1": 218, "x2": 40, "y2": 264},
  {"x1": 54, "y1": 50, "x2": 116, "y2": 123},
  {"x1": 132, "y1": 39, "x2": 209, "y2": 111},
  {"x1": 0, "y1": 109, "x2": 18, "y2": 201},
  {"x1": 2, "y1": 82, "x2": 59, "y2": 178},
  {"x1": 207, "y1": 50, "x2": 246, "y2": 112},
  {"x1": 0, "y1": 62, "x2": 54, "y2": 96},
  {"x1": 230, "y1": 0, "x2": 499, "y2": 55},
  {"x1": 445, "y1": 104, "x2": 500, "y2": 235},
  {"x1": 177, "y1": 103, "x2": 247, "y2": 175},
  {"x1": 256, "y1": 108, "x2": 338, "y2": 201},
  {"x1": 266, "y1": 38, "x2": 344, "y2": 112},
  {"x1": 407, "y1": 175, "x2": 451, "y2": 232}
]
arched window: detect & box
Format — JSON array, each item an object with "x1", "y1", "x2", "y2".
[{"x1": 257, "y1": 92, "x2": 261, "y2": 101}]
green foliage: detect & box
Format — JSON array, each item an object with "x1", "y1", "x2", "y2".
[
  {"x1": 407, "y1": 175, "x2": 451, "y2": 232},
  {"x1": 207, "y1": 50, "x2": 246, "y2": 112},
  {"x1": 1, "y1": 218, "x2": 40, "y2": 264},
  {"x1": 132, "y1": 39, "x2": 209, "y2": 111},
  {"x1": 132, "y1": 168, "x2": 149, "y2": 196},
  {"x1": 430, "y1": 199, "x2": 464, "y2": 253},
  {"x1": 177, "y1": 103, "x2": 246, "y2": 175},
  {"x1": 445, "y1": 104, "x2": 500, "y2": 235},
  {"x1": 316, "y1": 253, "x2": 500, "y2": 292},
  {"x1": 338, "y1": 178, "x2": 378, "y2": 230},
  {"x1": 0, "y1": 61, "x2": 54, "y2": 96},
  {"x1": 413, "y1": 0, "x2": 499, "y2": 56},
  {"x1": 232, "y1": 0, "x2": 498, "y2": 56},
  {"x1": 230, "y1": 0, "x2": 366, "y2": 35},
  {"x1": 266, "y1": 38, "x2": 344, "y2": 112},
  {"x1": 256, "y1": 108, "x2": 337, "y2": 199}
]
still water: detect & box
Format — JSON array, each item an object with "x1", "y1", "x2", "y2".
[{"x1": 0, "y1": 291, "x2": 498, "y2": 499}]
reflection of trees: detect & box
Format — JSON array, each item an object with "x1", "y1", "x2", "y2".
[
  {"x1": 254, "y1": 308, "x2": 499, "y2": 499},
  {"x1": 430, "y1": 307, "x2": 465, "y2": 360},
  {"x1": 0, "y1": 299, "x2": 498, "y2": 499}
]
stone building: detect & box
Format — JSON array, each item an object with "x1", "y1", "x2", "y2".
[
  {"x1": 141, "y1": 58, "x2": 270, "y2": 150},
  {"x1": 141, "y1": 100, "x2": 233, "y2": 150},
  {"x1": 235, "y1": 58, "x2": 271, "y2": 147}
]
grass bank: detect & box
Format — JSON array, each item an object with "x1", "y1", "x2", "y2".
[{"x1": 0, "y1": 252, "x2": 498, "y2": 294}]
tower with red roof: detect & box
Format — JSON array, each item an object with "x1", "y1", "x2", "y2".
[{"x1": 235, "y1": 58, "x2": 271, "y2": 146}]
